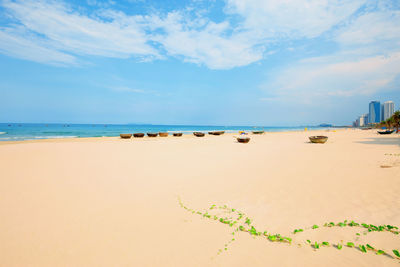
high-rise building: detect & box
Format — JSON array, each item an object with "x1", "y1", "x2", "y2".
[
  {"x1": 355, "y1": 114, "x2": 369, "y2": 127},
  {"x1": 357, "y1": 116, "x2": 364, "y2": 127},
  {"x1": 369, "y1": 101, "x2": 381, "y2": 123},
  {"x1": 382, "y1": 101, "x2": 395, "y2": 121},
  {"x1": 360, "y1": 114, "x2": 368, "y2": 126}
]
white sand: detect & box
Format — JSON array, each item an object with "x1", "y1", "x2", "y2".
[{"x1": 0, "y1": 129, "x2": 399, "y2": 266}]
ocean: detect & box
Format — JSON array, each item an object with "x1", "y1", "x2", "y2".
[{"x1": 0, "y1": 123, "x2": 322, "y2": 141}]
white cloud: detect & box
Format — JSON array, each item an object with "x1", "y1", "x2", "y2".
[
  {"x1": 0, "y1": 0, "x2": 369, "y2": 69},
  {"x1": 335, "y1": 10, "x2": 400, "y2": 47},
  {"x1": 111, "y1": 86, "x2": 146, "y2": 93},
  {"x1": 257, "y1": 2, "x2": 400, "y2": 101},
  {"x1": 0, "y1": 0, "x2": 399, "y2": 74},
  {"x1": 262, "y1": 52, "x2": 400, "y2": 103},
  {"x1": 1, "y1": 0, "x2": 159, "y2": 63},
  {"x1": 0, "y1": 26, "x2": 77, "y2": 65},
  {"x1": 149, "y1": 11, "x2": 264, "y2": 69},
  {"x1": 225, "y1": 0, "x2": 366, "y2": 38},
  {"x1": 147, "y1": 0, "x2": 367, "y2": 69}
]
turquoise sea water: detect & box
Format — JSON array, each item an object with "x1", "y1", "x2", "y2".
[{"x1": 0, "y1": 123, "x2": 324, "y2": 141}]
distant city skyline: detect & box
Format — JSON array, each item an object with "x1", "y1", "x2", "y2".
[
  {"x1": 1, "y1": 0, "x2": 400, "y2": 126},
  {"x1": 354, "y1": 100, "x2": 396, "y2": 126}
]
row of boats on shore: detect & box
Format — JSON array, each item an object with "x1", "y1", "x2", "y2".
[
  {"x1": 120, "y1": 130, "x2": 265, "y2": 138},
  {"x1": 119, "y1": 130, "x2": 330, "y2": 144},
  {"x1": 119, "y1": 130, "x2": 266, "y2": 143}
]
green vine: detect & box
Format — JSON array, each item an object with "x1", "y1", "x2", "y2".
[{"x1": 178, "y1": 197, "x2": 400, "y2": 261}]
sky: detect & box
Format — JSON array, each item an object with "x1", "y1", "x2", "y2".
[{"x1": 0, "y1": 0, "x2": 399, "y2": 126}]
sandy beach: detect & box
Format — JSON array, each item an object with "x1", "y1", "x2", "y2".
[{"x1": 0, "y1": 129, "x2": 399, "y2": 266}]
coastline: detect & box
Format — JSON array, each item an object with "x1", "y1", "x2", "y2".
[
  {"x1": 0, "y1": 128, "x2": 341, "y2": 146},
  {"x1": 0, "y1": 129, "x2": 399, "y2": 266},
  {"x1": 0, "y1": 123, "x2": 339, "y2": 142}
]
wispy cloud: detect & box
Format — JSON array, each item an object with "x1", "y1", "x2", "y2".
[
  {"x1": 0, "y1": 25, "x2": 77, "y2": 65},
  {"x1": 256, "y1": 2, "x2": 400, "y2": 101},
  {"x1": 108, "y1": 83, "x2": 160, "y2": 96},
  {"x1": 0, "y1": 0, "x2": 399, "y2": 81},
  {"x1": 0, "y1": 0, "x2": 159, "y2": 64},
  {"x1": 335, "y1": 10, "x2": 400, "y2": 49},
  {"x1": 225, "y1": 0, "x2": 366, "y2": 38},
  {"x1": 148, "y1": 11, "x2": 265, "y2": 69},
  {"x1": 111, "y1": 86, "x2": 146, "y2": 94},
  {"x1": 0, "y1": 0, "x2": 370, "y2": 69},
  {"x1": 260, "y1": 52, "x2": 400, "y2": 104}
]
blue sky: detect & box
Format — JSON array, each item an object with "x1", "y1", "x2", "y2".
[{"x1": 0, "y1": 0, "x2": 399, "y2": 126}]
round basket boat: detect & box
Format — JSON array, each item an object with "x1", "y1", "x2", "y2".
[
  {"x1": 377, "y1": 130, "x2": 394, "y2": 135},
  {"x1": 133, "y1": 133, "x2": 145, "y2": 138},
  {"x1": 120, "y1": 133, "x2": 132, "y2": 139},
  {"x1": 147, "y1": 133, "x2": 158, "y2": 137},
  {"x1": 237, "y1": 136, "x2": 250, "y2": 143},
  {"x1": 193, "y1": 132, "x2": 205, "y2": 137},
  {"x1": 252, "y1": 130, "x2": 264, "y2": 134},
  {"x1": 159, "y1": 132, "x2": 169, "y2": 137},
  {"x1": 309, "y1": 136, "x2": 328, "y2": 144},
  {"x1": 173, "y1": 133, "x2": 183, "y2": 137},
  {"x1": 208, "y1": 131, "x2": 225, "y2": 135}
]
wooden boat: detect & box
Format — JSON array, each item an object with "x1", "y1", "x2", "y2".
[
  {"x1": 147, "y1": 133, "x2": 158, "y2": 137},
  {"x1": 237, "y1": 136, "x2": 250, "y2": 143},
  {"x1": 309, "y1": 136, "x2": 328, "y2": 144},
  {"x1": 173, "y1": 133, "x2": 183, "y2": 137},
  {"x1": 159, "y1": 132, "x2": 168, "y2": 137},
  {"x1": 208, "y1": 131, "x2": 225, "y2": 135},
  {"x1": 193, "y1": 132, "x2": 205, "y2": 137},
  {"x1": 252, "y1": 130, "x2": 264, "y2": 134},
  {"x1": 133, "y1": 133, "x2": 145, "y2": 138},
  {"x1": 120, "y1": 133, "x2": 132, "y2": 139},
  {"x1": 377, "y1": 130, "x2": 394, "y2": 135}
]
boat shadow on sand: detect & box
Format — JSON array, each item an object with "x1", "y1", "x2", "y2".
[{"x1": 356, "y1": 136, "x2": 400, "y2": 147}]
